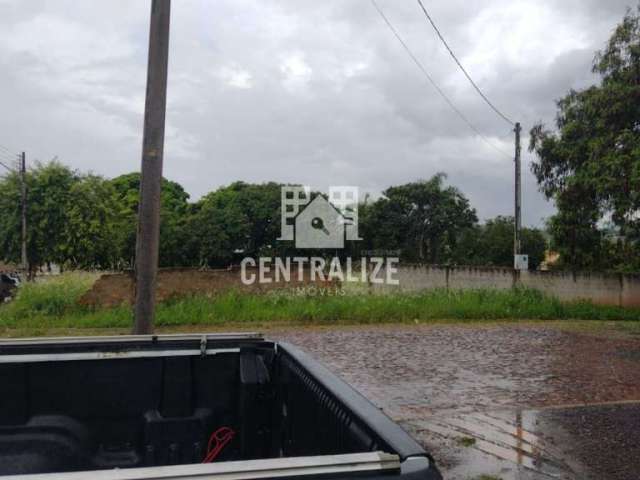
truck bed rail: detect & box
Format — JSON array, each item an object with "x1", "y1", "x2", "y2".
[{"x1": 2, "y1": 452, "x2": 401, "y2": 480}]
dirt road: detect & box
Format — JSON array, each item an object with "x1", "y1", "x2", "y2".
[{"x1": 270, "y1": 323, "x2": 640, "y2": 480}]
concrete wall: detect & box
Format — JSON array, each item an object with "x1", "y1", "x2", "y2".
[
  {"x1": 621, "y1": 274, "x2": 640, "y2": 308},
  {"x1": 520, "y1": 270, "x2": 623, "y2": 306},
  {"x1": 375, "y1": 264, "x2": 640, "y2": 308},
  {"x1": 449, "y1": 266, "x2": 514, "y2": 291},
  {"x1": 385, "y1": 265, "x2": 448, "y2": 291}
]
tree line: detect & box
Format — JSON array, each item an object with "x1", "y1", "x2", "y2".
[{"x1": 0, "y1": 164, "x2": 548, "y2": 272}]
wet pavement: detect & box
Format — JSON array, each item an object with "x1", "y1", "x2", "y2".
[{"x1": 270, "y1": 324, "x2": 640, "y2": 479}]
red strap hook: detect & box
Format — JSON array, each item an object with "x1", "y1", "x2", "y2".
[{"x1": 202, "y1": 426, "x2": 235, "y2": 463}]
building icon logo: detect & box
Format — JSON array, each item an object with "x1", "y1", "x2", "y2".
[
  {"x1": 278, "y1": 186, "x2": 363, "y2": 249},
  {"x1": 241, "y1": 186, "x2": 398, "y2": 286}
]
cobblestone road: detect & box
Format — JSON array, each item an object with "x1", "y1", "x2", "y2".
[{"x1": 270, "y1": 324, "x2": 640, "y2": 480}]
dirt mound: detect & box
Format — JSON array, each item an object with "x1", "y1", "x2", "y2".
[{"x1": 79, "y1": 267, "x2": 333, "y2": 308}]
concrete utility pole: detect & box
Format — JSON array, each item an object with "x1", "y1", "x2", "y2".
[
  {"x1": 133, "y1": 0, "x2": 171, "y2": 335},
  {"x1": 20, "y1": 152, "x2": 27, "y2": 273},
  {"x1": 514, "y1": 122, "x2": 522, "y2": 259}
]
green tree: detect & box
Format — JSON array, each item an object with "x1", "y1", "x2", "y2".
[
  {"x1": 188, "y1": 202, "x2": 247, "y2": 267},
  {"x1": 529, "y1": 6, "x2": 640, "y2": 271},
  {"x1": 0, "y1": 170, "x2": 24, "y2": 266},
  {"x1": 361, "y1": 174, "x2": 477, "y2": 263},
  {"x1": 521, "y1": 227, "x2": 549, "y2": 271},
  {"x1": 61, "y1": 175, "x2": 121, "y2": 269},
  {"x1": 0, "y1": 161, "x2": 80, "y2": 273},
  {"x1": 109, "y1": 173, "x2": 191, "y2": 267},
  {"x1": 187, "y1": 182, "x2": 286, "y2": 266},
  {"x1": 452, "y1": 216, "x2": 547, "y2": 270}
]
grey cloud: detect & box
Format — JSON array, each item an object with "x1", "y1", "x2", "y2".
[{"x1": 0, "y1": 0, "x2": 635, "y2": 228}]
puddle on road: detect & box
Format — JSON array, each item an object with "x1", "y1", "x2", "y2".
[{"x1": 404, "y1": 408, "x2": 585, "y2": 480}]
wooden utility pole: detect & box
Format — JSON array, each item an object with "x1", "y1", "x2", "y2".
[
  {"x1": 133, "y1": 0, "x2": 171, "y2": 334},
  {"x1": 20, "y1": 152, "x2": 27, "y2": 273},
  {"x1": 514, "y1": 122, "x2": 522, "y2": 259}
]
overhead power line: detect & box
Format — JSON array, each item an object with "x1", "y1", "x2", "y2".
[
  {"x1": 415, "y1": 0, "x2": 514, "y2": 126},
  {"x1": 370, "y1": 0, "x2": 511, "y2": 159},
  {"x1": 0, "y1": 144, "x2": 17, "y2": 155},
  {"x1": 0, "y1": 160, "x2": 15, "y2": 172},
  {"x1": 0, "y1": 148, "x2": 17, "y2": 157},
  {"x1": 0, "y1": 153, "x2": 18, "y2": 166}
]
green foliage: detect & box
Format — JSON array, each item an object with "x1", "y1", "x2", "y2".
[
  {"x1": 0, "y1": 163, "x2": 127, "y2": 270},
  {"x1": 0, "y1": 163, "x2": 552, "y2": 271},
  {"x1": 188, "y1": 182, "x2": 283, "y2": 266},
  {"x1": 109, "y1": 172, "x2": 192, "y2": 268},
  {"x1": 360, "y1": 174, "x2": 477, "y2": 263},
  {"x1": 521, "y1": 228, "x2": 548, "y2": 270},
  {"x1": 453, "y1": 216, "x2": 547, "y2": 269},
  {"x1": 28, "y1": 162, "x2": 79, "y2": 268},
  {"x1": 62, "y1": 175, "x2": 121, "y2": 269},
  {"x1": 0, "y1": 170, "x2": 22, "y2": 265},
  {"x1": 530, "y1": 6, "x2": 640, "y2": 271},
  {"x1": 0, "y1": 161, "x2": 80, "y2": 270},
  {"x1": 1, "y1": 273, "x2": 97, "y2": 321},
  {"x1": 456, "y1": 437, "x2": 476, "y2": 447}
]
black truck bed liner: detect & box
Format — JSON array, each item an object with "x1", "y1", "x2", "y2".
[{"x1": 0, "y1": 333, "x2": 441, "y2": 480}]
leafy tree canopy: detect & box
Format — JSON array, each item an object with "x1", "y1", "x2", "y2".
[
  {"x1": 453, "y1": 216, "x2": 547, "y2": 270},
  {"x1": 529, "y1": 6, "x2": 640, "y2": 270},
  {"x1": 360, "y1": 174, "x2": 477, "y2": 263}
]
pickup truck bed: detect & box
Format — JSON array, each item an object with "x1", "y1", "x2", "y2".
[{"x1": 0, "y1": 333, "x2": 442, "y2": 480}]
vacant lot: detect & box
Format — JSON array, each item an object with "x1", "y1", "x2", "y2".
[{"x1": 1, "y1": 273, "x2": 640, "y2": 334}]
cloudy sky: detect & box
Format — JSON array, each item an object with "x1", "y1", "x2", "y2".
[{"x1": 0, "y1": 0, "x2": 632, "y2": 226}]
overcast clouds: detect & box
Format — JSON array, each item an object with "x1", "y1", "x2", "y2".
[{"x1": 0, "y1": 0, "x2": 632, "y2": 226}]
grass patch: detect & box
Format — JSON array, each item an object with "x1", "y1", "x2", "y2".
[
  {"x1": 456, "y1": 436, "x2": 476, "y2": 447},
  {"x1": 1, "y1": 274, "x2": 639, "y2": 330},
  {"x1": 0, "y1": 272, "x2": 99, "y2": 324}
]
